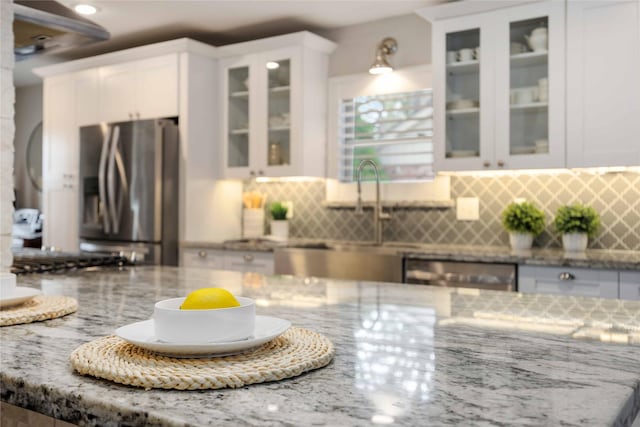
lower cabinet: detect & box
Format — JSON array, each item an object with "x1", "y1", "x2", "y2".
[
  {"x1": 518, "y1": 265, "x2": 619, "y2": 299},
  {"x1": 223, "y1": 252, "x2": 274, "y2": 275},
  {"x1": 181, "y1": 248, "x2": 225, "y2": 270},
  {"x1": 619, "y1": 272, "x2": 640, "y2": 301},
  {"x1": 181, "y1": 248, "x2": 274, "y2": 275}
]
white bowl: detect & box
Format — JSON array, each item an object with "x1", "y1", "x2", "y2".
[
  {"x1": 153, "y1": 296, "x2": 255, "y2": 344},
  {"x1": 0, "y1": 273, "x2": 17, "y2": 298}
]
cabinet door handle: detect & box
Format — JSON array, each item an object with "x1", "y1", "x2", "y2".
[
  {"x1": 497, "y1": 160, "x2": 505, "y2": 167},
  {"x1": 483, "y1": 160, "x2": 491, "y2": 168},
  {"x1": 128, "y1": 112, "x2": 133, "y2": 119},
  {"x1": 258, "y1": 170, "x2": 264, "y2": 175},
  {"x1": 558, "y1": 272, "x2": 575, "y2": 281},
  {"x1": 243, "y1": 254, "x2": 254, "y2": 262},
  {"x1": 198, "y1": 251, "x2": 207, "y2": 258},
  {"x1": 249, "y1": 170, "x2": 256, "y2": 176}
]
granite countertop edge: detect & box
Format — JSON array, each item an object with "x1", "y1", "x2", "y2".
[{"x1": 180, "y1": 240, "x2": 640, "y2": 271}]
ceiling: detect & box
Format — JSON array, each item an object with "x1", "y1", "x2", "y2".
[{"x1": 14, "y1": 0, "x2": 443, "y2": 86}]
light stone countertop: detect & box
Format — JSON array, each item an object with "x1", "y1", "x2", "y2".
[
  {"x1": 2, "y1": 266, "x2": 640, "y2": 426},
  {"x1": 180, "y1": 239, "x2": 640, "y2": 270}
]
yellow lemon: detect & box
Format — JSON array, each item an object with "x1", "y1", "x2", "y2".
[{"x1": 180, "y1": 288, "x2": 240, "y2": 310}]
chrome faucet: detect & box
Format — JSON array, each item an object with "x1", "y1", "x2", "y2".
[{"x1": 355, "y1": 159, "x2": 391, "y2": 245}]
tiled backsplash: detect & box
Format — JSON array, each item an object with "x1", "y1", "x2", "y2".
[{"x1": 245, "y1": 170, "x2": 640, "y2": 251}]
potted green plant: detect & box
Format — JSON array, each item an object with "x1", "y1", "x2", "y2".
[
  {"x1": 501, "y1": 201, "x2": 546, "y2": 250},
  {"x1": 553, "y1": 204, "x2": 600, "y2": 252},
  {"x1": 269, "y1": 201, "x2": 289, "y2": 239}
]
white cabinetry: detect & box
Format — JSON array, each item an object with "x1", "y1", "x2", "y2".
[
  {"x1": 620, "y1": 272, "x2": 640, "y2": 301},
  {"x1": 423, "y1": 1, "x2": 565, "y2": 172},
  {"x1": 519, "y1": 265, "x2": 619, "y2": 299},
  {"x1": 223, "y1": 251, "x2": 274, "y2": 275},
  {"x1": 36, "y1": 40, "x2": 222, "y2": 252},
  {"x1": 219, "y1": 33, "x2": 336, "y2": 179},
  {"x1": 74, "y1": 68, "x2": 100, "y2": 126},
  {"x1": 181, "y1": 248, "x2": 225, "y2": 269},
  {"x1": 100, "y1": 54, "x2": 179, "y2": 123},
  {"x1": 181, "y1": 248, "x2": 274, "y2": 275},
  {"x1": 566, "y1": 0, "x2": 640, "y2": 167},
  {"x1": 42, "y1": 74, "x2": 79, "y2": 251}
]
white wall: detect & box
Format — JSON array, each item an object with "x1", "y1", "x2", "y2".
[
  {"x1": 321, "y1": 14, "x2": 431, "y2": 77},
  {"x1": 13, "y1": 84, "x2": 42, "y2": 210},
  {"x1": 0, "y1": 0, "x2": 14, "y2": 269}
]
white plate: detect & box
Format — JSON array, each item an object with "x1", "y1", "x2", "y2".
[
  {"x1": 115, "y1": 315, "x2": 291, "y2": 358},
  {"x1": 0, "y1": 287, "x2": 41, "y2": 308}
]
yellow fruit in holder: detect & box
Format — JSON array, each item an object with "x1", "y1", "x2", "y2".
[{"x1": 180, "y1": 288, "x2": 240, "y2": 310}]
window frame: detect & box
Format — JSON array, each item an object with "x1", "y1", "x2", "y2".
[{"x1": 326, "y1": 65, "x2": 451, "y2": 204}]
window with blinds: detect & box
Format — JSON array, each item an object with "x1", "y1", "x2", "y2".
[{"x1": 338, "y1": 89, "x2": 434, "y2": 183}]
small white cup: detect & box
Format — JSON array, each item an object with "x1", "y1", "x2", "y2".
[
  {"x1": 537, "y1": 78, "x2": 549, "y2": 102},
  {"x1": 514, "y1": 87, "x2": 537, "y2": 104},
  {"x1": 473, "y1": 46, "x2": 480, "y2": 60},
  {"x1": 0, "y1": 273, "x2": 16, "y2": 298},
  {"x1": 446, "y1": 51, "x2": 457, "y2": 64},
  {"x1": 458, "y1": 48, "x2": 474, "y2": 62}
]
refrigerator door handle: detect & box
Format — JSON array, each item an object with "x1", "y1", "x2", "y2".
[
  {"x1": 98, "y1": 126, "x2": 112, "y2": 234},
  {"x1": 113, "y1": 137, "x2": 129, "y2": 234},
  {"x1": 107, "y1": 125, "x2": 121, "y2": 234}
]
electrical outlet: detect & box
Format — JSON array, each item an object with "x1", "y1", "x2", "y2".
[
  {"x1": 456, "y1": 197, "x2": 479, "y2": 221},
  {"x1": 284, "y1": 201, "x2": 294, "y2": 219}
]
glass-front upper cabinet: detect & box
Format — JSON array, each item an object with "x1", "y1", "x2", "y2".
[
  {"x1": 445, "y1": 29, "x2": 481, "y2": 160},
  {"x1": 226, "y1": 65, "x2": 251, "y2": 170},
  {"x1": 495, "y1": 1, "x2": 565, "y2": 169},
  {"x1": 266, "y1": 58, "x2": 291, "y2": 168},
  {"x1": 220, "y1": 33, "x2": 336, "y2": 179},
  {"x1": 424, "y1": 0, "x2": 564, "y2": 171},
  {"x1": 432, "y1": 14, "x2": 494, "y2": 171}
]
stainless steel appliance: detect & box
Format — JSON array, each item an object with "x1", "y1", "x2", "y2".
[
  {"x1": 12, "y1": 248, "x2": 127, "y2": 275},
  {"x1": 79, "y1": 119, "x2": 179, "y2": 265},
  {"x1": 404, "y1": 259, "x2": 516, "y2": 291},
  {"x1": 274, "y1": 244, "x2": 403, "y2": 283}
]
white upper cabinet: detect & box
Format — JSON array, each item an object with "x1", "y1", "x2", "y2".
[
  {"x1": 566, "y1": 0, "x2": 640, "y2": 167},
  {"x1": 100, "y1": 54, "x2": 179, "y2": 123},
  {"x1": 425, "y1": 1, "x2": 565, "y2": 172},
  {"x1": 219, "y1": 33, "x2": 336, "y2": 179},
  {"x1": 74, "y1": 68, "x2": 100, "y2": 126}
]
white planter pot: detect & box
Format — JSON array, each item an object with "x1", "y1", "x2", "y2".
[
  {"x1": 270, "y1": 220, "x2": 289, "y2": 239},
  {"x1": 562, "y1": 233, "x2": 588, "y2": 252},
  {"x1": 509, "y1": 232, "x2": 533, "y2": 251}
]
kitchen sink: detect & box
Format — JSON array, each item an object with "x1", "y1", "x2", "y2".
[{"x1": 274, "y1": 242, "x2": 403, "y2": 282}]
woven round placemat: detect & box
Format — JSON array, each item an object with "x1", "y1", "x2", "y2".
[
  {"x1": 70, "y1": 327, "x2": 334, "y2": 390},
  {"x1": 0, "y1": 295, "x2": 78, "y2": 327}
]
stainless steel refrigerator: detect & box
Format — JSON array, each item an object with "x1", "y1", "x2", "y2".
[{"x1": 79, "y1": 119, "x2": 179, "y2": 265}]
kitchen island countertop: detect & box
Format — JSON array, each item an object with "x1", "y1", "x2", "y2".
[
  {"x1": 181, "y1": 239, "x2": 640, "y2": 270},
  {"x1": 2, "y1": 266, "x2": 640, "y2": 426}
]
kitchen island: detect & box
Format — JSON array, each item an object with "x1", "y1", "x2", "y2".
[{"x1": 1, "y1": 266, "x2": 640, "y2": 426}]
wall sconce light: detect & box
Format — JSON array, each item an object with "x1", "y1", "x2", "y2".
[{"x1": 369, "y1": 37, "x2": 398, "y2": 75}]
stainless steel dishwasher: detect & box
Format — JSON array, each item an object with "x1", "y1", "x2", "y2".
[{"x1": 403, "y1": 258, "x2": 517, "y2": 291}]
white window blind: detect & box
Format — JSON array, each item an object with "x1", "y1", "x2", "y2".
[{"x1": 338, "y1": 89, "x2": 434, "y2": 183}]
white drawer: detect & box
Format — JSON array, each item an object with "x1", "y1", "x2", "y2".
[
  {"x1": 223, "y1": 251, "x2": 274, "y2": 275},
  {"x1": 181, "y1": 248, "x2": 225, "y2": 269},
  {"x1": 518, "y1": 265, "x2": 619, "y2": 299},
  {"x1": 619, "y1": 272, "x2": 640, "y2": 301}
]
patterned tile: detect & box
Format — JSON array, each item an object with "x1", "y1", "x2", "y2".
[{"x1": 245, "y1": 170, "x2": 640, "y2": 250}]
